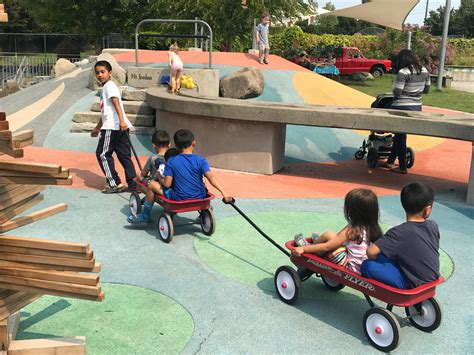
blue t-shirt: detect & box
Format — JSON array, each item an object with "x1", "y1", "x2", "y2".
[
  {"x1": 257, "y1": 23, "x2": 269, "y2": 45},
  {"x1": 163, "y1": 154, "x2": 210, "y2": 200}
]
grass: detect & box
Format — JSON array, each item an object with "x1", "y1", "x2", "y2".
[{"x1": 342, "y1": 74, "x2": 474, "y2": 113}]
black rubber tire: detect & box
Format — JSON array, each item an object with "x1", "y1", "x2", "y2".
[
  {"x1": 355, "y1": 150, "x2": 365, "y2": 160},
  {"x1": 371, "y1": 66, "x2": 384, "y2": 78},
  {"x1": 321, "y1": 275, "x2": 345, "y2": 291},
  {"x1": 367, "y1": 147, "x2": 379, "y2": 168},
  {"x1": 158, "y1": 213, "x2": 174, "y2": 243},
  {"x1": 363, "y1": 307, "x2": 400, "y2": 352},
  {"x1": 406, "y1": 147, "x2": 415, "y2": 169},
  {"x1": 200, "y1": 209, "x2": 216, "y2": 236},
  {"x1": 405, "y1": 297, "x2": 442, "y2": 332},
  {"x1": 274, "y1": 265, "x2": 301, "y2": 305},
  {"x1": 129, "y1": 192, "x2": 142, "y2": 217}
]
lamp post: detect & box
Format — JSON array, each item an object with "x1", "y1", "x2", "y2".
[{"x1": 436, "y1": 0, "x2": 451, "y2": 91}]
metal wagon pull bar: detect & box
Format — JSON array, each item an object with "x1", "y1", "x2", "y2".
[{"x1": 223, "y1": 199, "x2": 290, "y2": 257}]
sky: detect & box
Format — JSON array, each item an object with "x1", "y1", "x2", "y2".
[{"x1": 325, "y1": 0, "x2": 461, "y2": 25}]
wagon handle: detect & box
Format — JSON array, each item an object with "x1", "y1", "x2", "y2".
[
  {"x1": 126, "y1": 131, "x2": 143, "y2": 172},
  {"x1": 223, "y1": 198, "x2": 290, "y2": 257}
]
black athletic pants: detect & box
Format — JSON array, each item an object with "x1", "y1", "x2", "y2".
[{"x1": 96, "y1": 129, "x2": 137, "y2": 188}]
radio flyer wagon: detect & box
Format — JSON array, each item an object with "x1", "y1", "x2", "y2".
[
  {"x1": 225, "y1": 199, "x2": 444, "y2": 352},
  {"x1": 129, "y1": 180, "x2": 216, "y2": 243}
]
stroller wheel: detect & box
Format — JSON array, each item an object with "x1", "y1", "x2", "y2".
[
  {"x1": 355, "y1": 150, "x2": 365, "y2": 160},
  {"x1": 367, "y1": 147, "x2": 379, "y2": 168},
  {"x1": 406, "y1": 147, "x2": 415, "y2": 169}
]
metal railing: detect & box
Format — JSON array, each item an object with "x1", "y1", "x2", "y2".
[{"x1": 134, "y1": 19, "x2": 213, "y2": 68}]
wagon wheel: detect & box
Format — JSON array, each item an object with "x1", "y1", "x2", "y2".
[
  {"x1": 158, "y1": 213, "x2": 174, "y2": 243},
  {"x1": 367, "y1": 147, "x2": 379, "y2": 168},
  {"x1": 405, "y1": 297, "x2": 442, "y2": 332},
  {"x1": 355, "y1": 149, "x2": 365, "y2": 160},
  {"x1": 406, "y1": 147, "x2": 415, "y2": 169},
  {"x1": 129, "y1": 192, "x2": 142, "y2": 217},
  {"x1": 363, "y1": 307, "x2": 400, "y2": 352},
  {"x1": 321, "y1": 275, "x2": 345, "y2": 291},
  {"x1": 274, "y1": 265, "x2": 300, "y2": 305},
  {"x1": 200, "y1": 209, "x2": 216, "y2": 236}
]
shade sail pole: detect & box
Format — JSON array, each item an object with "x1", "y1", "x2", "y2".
[{"x1": 436, "y1": 0, "x2": 451, "y2": 90}]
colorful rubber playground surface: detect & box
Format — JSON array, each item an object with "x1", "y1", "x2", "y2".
[{"x1": 0, "y1": 51, "x2": 472, "y2": 353}]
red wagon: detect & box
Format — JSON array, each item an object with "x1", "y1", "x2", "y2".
[
  {"x1": 225, "y1": 200, "x2": 444, "y2": 352},
  {"x1": 128, "y1": 180, "x2": 215, "y2": 243}
]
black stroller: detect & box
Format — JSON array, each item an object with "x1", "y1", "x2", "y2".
[{"x1": 354, "y1": 94, "x2": 415, "y2": 169}]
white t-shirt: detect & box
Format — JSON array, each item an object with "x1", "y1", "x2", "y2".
[{"x1": 100, "y1": 80, "x2": 133, "y2": 130}]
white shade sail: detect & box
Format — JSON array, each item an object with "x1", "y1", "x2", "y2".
[{"x1": 323, "y1": 0, "x2": 420, "y2": 30}]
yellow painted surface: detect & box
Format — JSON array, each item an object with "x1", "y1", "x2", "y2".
[
  {"x1": 293, "y1": 71, "x2": 445, "y2": 150},
  {"x1": 8, "y1": 83, "x2": 65, "y2": 132}
]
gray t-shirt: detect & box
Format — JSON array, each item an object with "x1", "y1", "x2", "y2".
[
  {"x1": 375, "y1": 219, "x2": 440, "y2": 289},
  {"x1": 143, "y1": 154, "x2": 165, "y2": 180},
  {"x1": 257, "y1": 23, "x2": 269, "y2": 46}
]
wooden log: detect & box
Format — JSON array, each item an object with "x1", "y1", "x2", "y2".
[
  {"x1": 0, "y1": 294, "x2": 40, "y2": 322},
  {"x1": 0, "y1": 275, "x2": 101, "y2": 297},
  {"x1": 11, "y1": 130, "x2": 33, "y2": 142},
  {"x1": 0, "y1": 268, "x2": 98, "y2": 287},
  {"x1": 0, "y1": 246, "x2": 93, "y2": 261},
  {"x1": 0, "y1": 161, "x2": 61, "y2": 175},
  {"x1": 0, "y1": 253, "x2": 95, "y2": 270},
  {"x1": 0, "y1": 203, "x2": 68, "y2": 233},
  {"x1": 0, "y1": 235, "x2": 90, "y2": 254},
  {"x1": 0, "y1": 185, "x2": 44, "y2": 210},
  {"x1": 0, "y1": 193, "x2": 43, "y2": 225},
  {"x1": 0, "y1": 312, "x2": 20, "y2": 351},
  {"x1": 0, "y1": 282, "x2": 104, "y2": 302},
  {"x1": 8, "y1": 336, "x2": 86, "y2": 355},
  {"x1": 0, "y1": 169, "x2": 70, "y2": 179},
  {"x1": 0, "y1": 176, "x2": 72, "y2": 186}
]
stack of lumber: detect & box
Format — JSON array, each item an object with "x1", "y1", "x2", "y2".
[
  {"x1": 0, "y1": 235, "x2": 103, "y2": 322},
  {"x1": 0, "y1": 112, "x2": 72, "y2": 233},
  {"x1": 0, "y1": 4, "x2": 8, "y2": 23}
]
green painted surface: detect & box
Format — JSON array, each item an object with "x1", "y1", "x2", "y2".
[
  {"x1": 195, "y1": 211, "x2": 453, "y2": 300},
  {"x1": 16, "y1": 283, "x2": 193, "y2": 355}
]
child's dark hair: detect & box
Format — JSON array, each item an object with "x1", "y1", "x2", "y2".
[
  {"x1": 95, "y1": 60, "x2": 112, "y2": 71},
  {"x1": 164, "y1": 147, "x2": 180, "y2": 162},
  {"x1": 395, "y1": 49, "x2": 422, "y2": 75},
  {"x1": 401, "y1": 182, "x2": 434, "y2": 215},
  {"x1": 344, "y1": 188, "x2": 382, "y2": 243},
  {"x1": 173, "y1": 129, "x2": 194, "y2": 149},
  {"x1": 152, "y1": 130, "x2": 170, "y2": 148}
]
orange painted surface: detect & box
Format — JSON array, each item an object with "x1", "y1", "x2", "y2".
[
  {"x1": 114, "y1": 50, "x2": 307, "y2": 71},
  {"x1": 9, "y1": 139, "x2": 470, "y2": 199}
]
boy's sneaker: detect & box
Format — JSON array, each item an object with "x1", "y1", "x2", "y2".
[
  {"x1": 263, "y1": 59, "x2": 269, "y2": 64},
  {"x1": 127, "y1": 214, "x2": 151, "y2": 224},
  {"x1": 294, "y1": 233, "x2": 309, "y2": 246},
  {"x1": 258, "y1": 59, "x2": 264, "y2": 64}
]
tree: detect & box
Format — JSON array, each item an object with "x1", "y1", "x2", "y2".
[
  {"x1": 424, "y1": 1, "x2": 474, "y2": 37},
  {"x1": 314, "y1": 2, "x2": 338, "y2": 34}
]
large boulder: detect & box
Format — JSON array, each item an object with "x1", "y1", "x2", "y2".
[
  {"x1": 219, "y1": 67, "x2": 264, "y2": 99},
  {"x1": 346, "y1": 72, "x2": 374, "y2": 81},
  {"x1": 51, "y1": 58, "x2": 76, "y2": 78},
  {"x1": 88, "y1": 52, "x2": 126, "y2": 91}
]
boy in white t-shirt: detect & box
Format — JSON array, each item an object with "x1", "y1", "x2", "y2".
[{"x1": 91, "y1": 60, "x2": 137, "y2": 193}]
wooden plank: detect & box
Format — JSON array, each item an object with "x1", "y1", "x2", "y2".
[
  {"x1": 0, "y1": 148, "x2": 23, "y2": 159},
  {"x1": 0, "y1": 170, "x2": 70, "y2": 179},
  {"x1": 0, "y1": 246, "x2": 93, "y2": 261},
  {"x1": 0, "y1": 261, "x2": 100, "y2": 274},
  {"x1": 0, "y1": 253, "x2": 95, "y2": 270},
  {"x1": 0, "y1": 161, "x2": 61, "y2": 175},
  {"x1": 0, "y1": 268, "x2": 98, "y2": 287},
  {"x1": 0, "y1": 203, "x2": 68, "y2": 233},
  {"x1": 0, "y1": 194, "x2": 43, "y2": 225},
  {"x1": 11, "y1": 131, "x2": 33, "y2": 142},
  {"x1": 0, "y1": 186, "x2": 45, "y2": 210},
  {"x1": 0, "y1": 185, "x2": 23, "y2": 194},
  {"x1": 0, "y1": 235, "x2": 89, "y2": 254},
  {"x1": 0, "y1": 275, "x2": 101, "y2": 297},
  {"x1": 0, "y1": 294, "x2": 40, "y2": 322},
  {"x1": 0, "y1": 176, "x2": 72, "y2": 186},
  {"x1": 0, "y1": 292, "x2": 29, "y2": 307},
  {"x1": 0, "y1": 4, "x2": 4, "y2": 12},
  {"x1": 0, "y1": 312, "x2": 20, "y2": 351},
  {"x1": 8, "y1": 336, "x2": 86, "y2": 355},
  {"x1": 0, "y1": 131, "x2": 12, "y2": 141},
  {"x1": 11, "y1": 139, "x2": 33, "y2": 149},
  {"x1": 0, "y1": 282, "x2": 104, "y2": 302},
  {"x1": 0, "y1": 122, "x2": 8, "y2": 131}
]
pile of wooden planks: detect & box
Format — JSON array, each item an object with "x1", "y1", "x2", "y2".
[{"x1": 0, "y1": 112, "x2": 72, "y2": 233}]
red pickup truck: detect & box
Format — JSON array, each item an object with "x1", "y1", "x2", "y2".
[{"x1": 295, "y1": 47, "x2": 392, "y2": 77}]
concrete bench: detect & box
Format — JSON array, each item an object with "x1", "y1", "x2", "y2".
[{"x1": 147, "y1": 86, "x2": 474, "y2": 204}]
